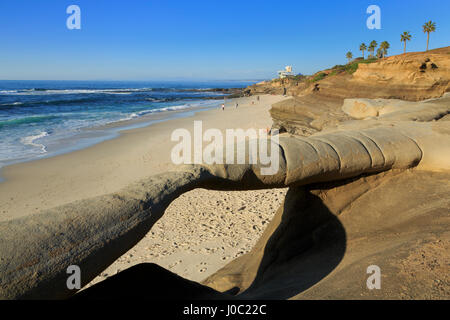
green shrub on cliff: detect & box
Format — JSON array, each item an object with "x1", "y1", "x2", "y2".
[
  {"x1": 328, "y1": 57, "x2": 378, "y2": 76},
  {"x1": 311, "y1": 72, "x2": 327, "y2": 82},
  {"x1": 345, "y1": 63, "x2": 359, "y2": 74},
  {"x1": 290, "y1": 74, "x2": 307, "y2": 81},
  {"x1": 358, "y1": 57, "x2": 378, "y2": 65}
]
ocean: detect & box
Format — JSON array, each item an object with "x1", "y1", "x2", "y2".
[{"x1": 0, "y1": 80, "x2": 255, "y2": 168}]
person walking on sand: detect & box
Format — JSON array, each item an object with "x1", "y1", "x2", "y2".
[
  {"x1": 257, "y1": 95, "x2": 260, "y2": 103},
  {"x1": 235, "y1": 102, "x2": 238, "y2": 109},
  {"x1": 221, "y1": 103, "x2": 225, "y2": 111}
]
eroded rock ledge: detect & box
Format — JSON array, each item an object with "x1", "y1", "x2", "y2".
[{"x1": 265, "y1": 47, "x2": 450, "y2": 135}]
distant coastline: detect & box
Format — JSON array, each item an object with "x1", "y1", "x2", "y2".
[{"x1": 0, "y1": 80, "x2": 253, "y2": 170}]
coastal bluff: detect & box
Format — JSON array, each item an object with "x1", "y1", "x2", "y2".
[{"x1": 251, "y1": 47, "x2": 450, "y2": 135}]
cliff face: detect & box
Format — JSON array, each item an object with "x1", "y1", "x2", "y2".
[
  {"x1": 258, "y1": 47, "x2": 450, "y2": 135},
  {"x1": 249, "y1": 78, "x2": 310, "y2": 96},
  {"x1": 350, "y1": 47, "x2": 450, "y2": 100}
]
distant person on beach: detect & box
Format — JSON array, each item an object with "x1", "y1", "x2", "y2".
[
  {"x1": 283, "y1": 87, "x2": 287, "y2": 96},
  {"x1": 221, "y1": 103, "x2": 225, "y2": 111},
  {"x1": 235, "y1": 102, "x2": 238, "y2": 109},
  {"x1": 257, "y1": 96, "x2": 260, "y2": 102}
]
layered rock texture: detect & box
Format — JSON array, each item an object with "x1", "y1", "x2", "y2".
[
  {"x1": 1, "y1": 48, "x2": 449, "y2": 300},
  {"x1": 258, "y1": 47, "x2": 450, "y2": 135}
]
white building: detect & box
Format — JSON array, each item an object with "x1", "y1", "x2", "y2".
[{"x1": 278, "y1": 66, "x2": 294, "y2": 78}]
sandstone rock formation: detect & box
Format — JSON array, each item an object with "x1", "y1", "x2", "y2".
[
  {"x1": 261, "y1": 47, "x2": 450, "y2": 135},
  {"x1": 351, "y1": 47, "x2": 450, "y2": 101},
  {"x1": 203, "y1": 170, "x2": 450, "y2": 299},
  {"x1": 0, "y1": 97, "x2": 449, "y2": 299},
  {"x1": 342, "y1": 94, "x2": 450, "y2": 121},
  {"x1": 251, "y1": 47, "x2": 450, "y2": 100}
]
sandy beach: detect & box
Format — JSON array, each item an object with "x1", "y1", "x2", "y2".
[{"x1": 0, "y1": 94, "x2": 288, "y2": 284}]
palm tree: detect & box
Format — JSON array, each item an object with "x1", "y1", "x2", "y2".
[
  {"x1": 422, "y1": 21, "x2": 436, "y2": 51},
  {"x1": 346, "y1": 51, "x2": 353, "y2": 63},
  {"x1": 380, "y1": 41, "x2": 390, "y2": 57},
  {"x1": 360, "y1": 43, "x2": 367, "y2": 59},
  {"x1": 376, "y1": 48, "x2": 383, "y2": 59},
  {"x1": 401, "y1": 31, "x2": 412, "y2": 54},
  {"x1": 369, "y1": 40, "x2": 377, "y2": 58}
]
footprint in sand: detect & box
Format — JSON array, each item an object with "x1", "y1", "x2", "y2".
[{"x1": 168, "y1": 260, "x2": 182, "y2": 269}]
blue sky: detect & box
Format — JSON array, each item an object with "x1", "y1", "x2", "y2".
[{"x1": 0, "y1": 0, "x2": 449, "y2": 80}]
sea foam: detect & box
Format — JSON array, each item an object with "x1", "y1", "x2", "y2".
[{"x1": 21, "y1": 132, "x2": 49, "y2": 153}]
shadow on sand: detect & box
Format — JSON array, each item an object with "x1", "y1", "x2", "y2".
[
  {"x1": 238, "y1": 186, "x2": 347, "y2": 299},
  {"x1": 74, "y1": 186, "x2": 347, "y2": 300}
]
